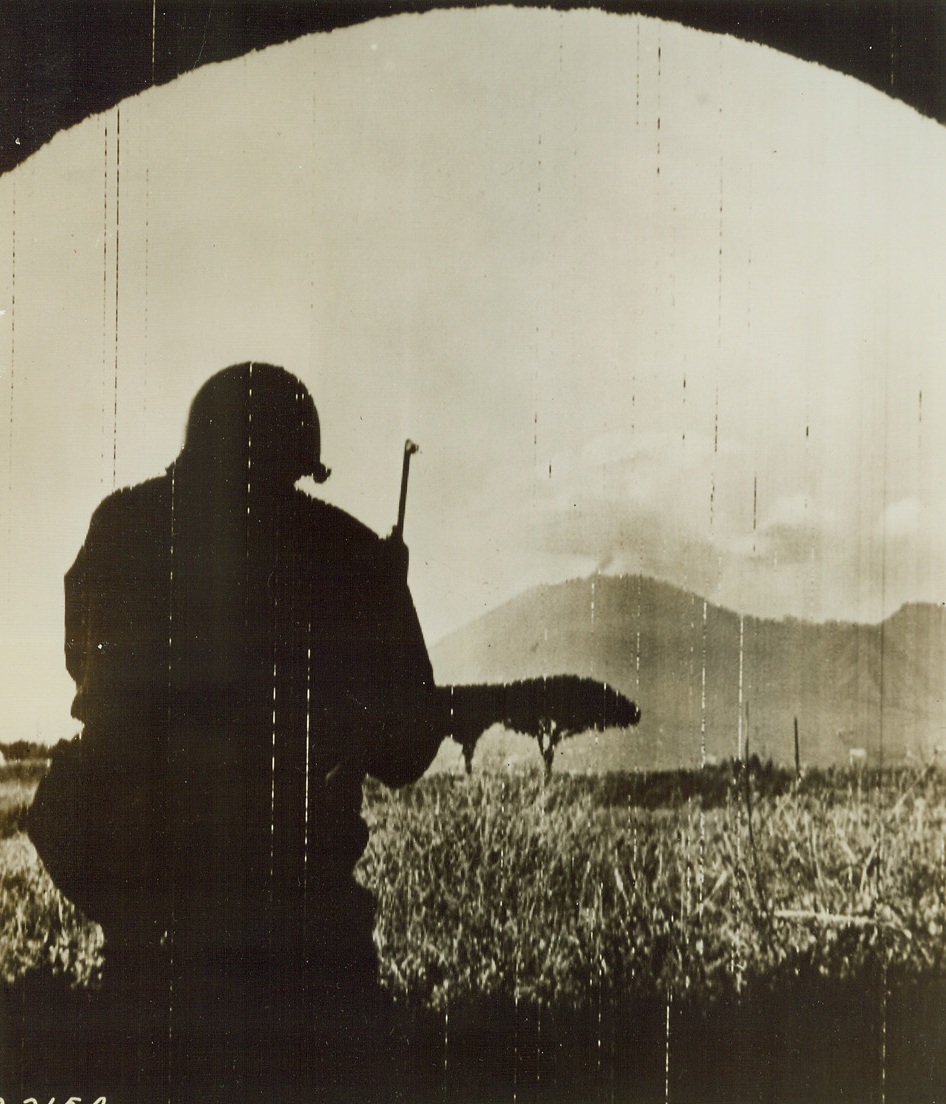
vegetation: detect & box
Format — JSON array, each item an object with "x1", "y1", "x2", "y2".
[
  {"x1": 3, "y1": 761, "x2": 946, "y2": 1001},
  {"x1": 0, "y1": 835, "x2": 103, "y2": 988},
  {"x1": 3, "y1": 759, "x2": 946, "y2": 1098},
  {"x1": 362, "y1": 764, "x2": 946, "y2": 1015},
  {"x1": 0, "y1": 739, "x2": 52, "y2": 762},
  {"x1": 0, "y1": 760, "x2": 48, "y2": 839},
  {"x1": 442, "y1": 676, "x2": 640, "y2": 774}
]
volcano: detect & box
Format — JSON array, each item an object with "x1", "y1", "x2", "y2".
[{"x1": 431, "y1": 575, "x2": 946, "y2": 770}]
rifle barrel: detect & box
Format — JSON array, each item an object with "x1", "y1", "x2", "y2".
[{"x1": 395, "y1": 439, "x2": 419, "y2": 540}]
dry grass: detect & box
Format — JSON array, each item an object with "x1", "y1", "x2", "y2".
[
  {"x1": 1, "y1": 761, "x2": 945, "y2": 1012},
  {"x1": 362, "y1": 764, "x2": 946, "y2": 1013}
]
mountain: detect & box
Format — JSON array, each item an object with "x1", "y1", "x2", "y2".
[{"x1": 430, "y1": 575, "x2": 946, "y2": 770}]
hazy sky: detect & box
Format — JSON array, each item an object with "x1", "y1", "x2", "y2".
[{"x1": 1, "y1": 8, "x2": 945, "y2": 742}]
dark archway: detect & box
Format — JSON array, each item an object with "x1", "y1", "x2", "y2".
[{"x1": 1, "y1": 2, "x2": 944, "y2": 178}]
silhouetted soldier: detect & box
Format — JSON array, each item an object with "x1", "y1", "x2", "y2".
[{"x1": 29, "y1": 363, "x2": 442, "y2": 1099}]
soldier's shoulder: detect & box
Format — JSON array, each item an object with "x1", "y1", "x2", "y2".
[
  {"x1": 85, "y1": 472, "x2": 173, "y2": 536},
  {"x1": 292, "y1": 492, "x2": 402, "y2": 579},
  {"x1": 89, "y1": 475, "x2": 171, "y2": 526},
  {"x1": 294, "y1": 491, "x2": 381, "y2": 546}
]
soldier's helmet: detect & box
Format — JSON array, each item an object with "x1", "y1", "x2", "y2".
[{"x1": 180, "y1": 362, "x2": 331, "y2": 484}]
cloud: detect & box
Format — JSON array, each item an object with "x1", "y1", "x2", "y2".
[
  {"x1": 527, "y1": 431, "x2": 757, "y2": 606},
  {"x1": 880, "y1": 497, "x2": 923, "y2": 540},
  {"x1": 522, "y1": 432, "x2": 946, "y2": 626},
  {"x1": 725, "y1": 493, "x2": 838, "y2": 567},
  {"x1": 535, "y1": 428, "x2": 750, "y2": 545}
]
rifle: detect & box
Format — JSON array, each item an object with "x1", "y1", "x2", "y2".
[
  {"x1": 389, "y1": 439, "x2": 419, "y2": 582},
  {"x1": 324, "y1": 439, "x2": 420, "y2": 786},
  {"x1": 379, "y1": 442, "x2": 642, "y2": 773}
]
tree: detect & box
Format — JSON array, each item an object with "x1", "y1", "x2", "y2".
[
  {"x1": 437, "y1": 676, "x2": 641, "y2": 776},
  {"x1": 0, "y1": 738, "x2": 49, "y2": 761}
]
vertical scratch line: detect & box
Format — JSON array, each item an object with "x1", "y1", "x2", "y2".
[
  {"x1": 512, "y1": 961, "x2": 519, "y2": 1104},
  {"x1": 270, "y1": 647, "x2": 278, "y2": 928},
  {"x1": 881, "y1": 959, "x2": 888, "y2": 1104},
  {"x1": 664, "y1": 990, "x2": 671, "y2": 1104},
  {"x1": 310, "y1": 39, "x2": 317, "y2": 356},
  {"x1": 165, "y1": 464, "x2": 176, "y2": 1104},
  {"x1": 734, "y1": 613, "x2": 746, "y2": 988},
  {"x1": 656, "y1": 33, "x2": 661, "y2": 176},
  {"x1": 533, "y1": 121, "x2": 543, "y2": 493},
  {"x1": 101, "y1": 121, "x2": 109, "y2": 486},
  {"x1": 113, "y1": 108, "x2": 121, "y2": 489},
  {"x1": 144, "y1": 158, "x2": 150, "y2": 416},
  {"x1": 714, "y1": 32, "x2": 724, "y2": 670},
  {"x1": 5, "y1": 176, "x2": 15, "y2": 652},
  {"x1": 443, "y1": 996, "x2": 449, "y2": 1102},
  {"x1": 700, "y1": 601, "x2": 708, "y2": 770},
  {"x1": 635, "y1": 573, "x2": 642, "y2": 693},
  {"x1": 717, "y1": 34, "x2": 726, "y2": 364},
  {"x1": 737, "y1": 616, "x2": 744, "y2": 761},
  {"x1": 304, "y1": 618, "x2": 312, "y2": 900},
  {"x1": 699, "y1": 602, "x2": 707, "y2": 919},
  {"x1": 7, "y1": 178, "x2": 15, "y2": 509}
]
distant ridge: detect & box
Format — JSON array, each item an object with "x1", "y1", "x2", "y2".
[{"x1": 431, "y1": 575, "x2": 946, "y2": 769}]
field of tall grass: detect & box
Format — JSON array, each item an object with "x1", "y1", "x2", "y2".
[
  {"x1": 3, "y1": 758, "x2": 946, "y2": 1100},
  {"x1": 363, "y1": 764, "x2": 946, "y2": 1007}
]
